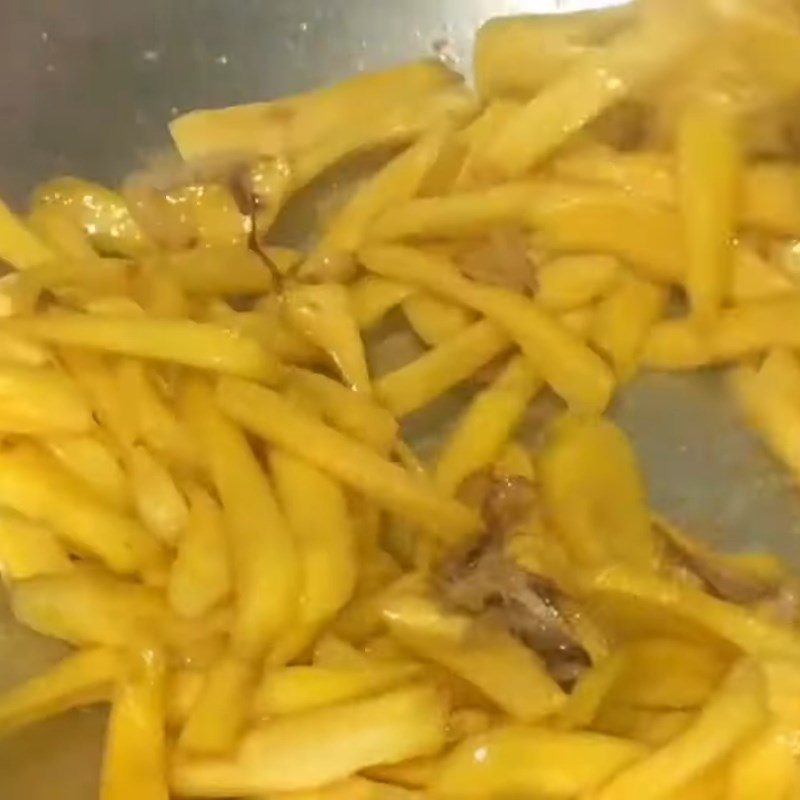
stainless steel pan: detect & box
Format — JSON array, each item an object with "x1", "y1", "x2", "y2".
[{"x1": 2, "y1": 2, "x2": 799, "y2": 797}]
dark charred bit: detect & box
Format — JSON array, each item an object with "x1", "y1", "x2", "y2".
[
  {"x1": 784, "y1": 100, "x2": 800, "y2": 157},
  {"x1": 0, "y1": 257, "x2": 15, "y2": 277},
  {"x1": 230, "y1": 159, "x2": 296, "y2": 291},
  {"x1": 658, "y1": 521, "x2": 800, "y2": 625},
  {"x1": 660, "y1": 530, "x2": 780, "y2": 606},
  {"x1": 761, "y1": 584, "x2": 800, "y2": 627},
  {"x1": 456, "y1": 229, "x2": 537, "y2": 295},
  {"x1": 651, "y1": 515, "x2": 800, "y2": 627},
  {"x1": 472, "y1": 357, "x2": 507, "y2": 387},
  {"x1": 456, "y1": 470, "x2": 537, "y2": 534},
  {"x1": 590, "y1": 100, "x2": 651, "y2": 151},
  {"x1": 245, "y1": 198, "x2": 284, "y2": 292},
  {"x1": 455, "y1": 469, "x2": 496, "y2": 515},
  {"x1": 547, "y1": 647, "x2": 592, "y2": 690},
  {"x1": 227, "y1": 162, "x2": 258, "y2": 216},
  {"x1": 438, "y1": 533, "x2": 591, "y2": 690},
  {"x1": 667, "y1": 542, "x2": 775, "y2": 605},
  {"x1": 484, "y1": 476, "x2": 538, "y2": 534}
]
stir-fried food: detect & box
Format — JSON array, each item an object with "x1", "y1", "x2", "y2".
[{"x1": 3, "y1": 1, "x2": 800, "y2": 798}]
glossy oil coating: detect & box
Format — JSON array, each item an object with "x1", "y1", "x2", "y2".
[{"x1": 2, "y1": 1, "x2": 799, "y2": 798}]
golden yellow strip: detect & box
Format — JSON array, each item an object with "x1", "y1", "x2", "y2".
[
  {"x1": 60, "y1": 349, "x2": 137, "y2": 449},
  {"x1": 614, "y1": 639, "x2": 728, "y2": 710},
  {"x1": 372, "y1": 183, "x2": 686, "y2": 286},
  {"x1": 727, "y1": 723, "x2": 796, "y2": 800},
  {"x1": 402, "y1": 294, "x2": 474, "y2": 346},
  {"x1": 255, "y1": 663, "x2": 422, "y2": 717},
  {"x1": 744, "y1": 163, "x2": 800, "y2": 237},
  {"x1": 529, "y1": 190, "x2": 683, "y2": 285},
  {"x1": 269, "y1": 450, "x2": 359, "y2": 665},
  {"x1": 45, "y1": 435, "x2": 129, "y2": 510},
  {"x1": 717, "y1": 0, "x2": 800, "y2": 91},
  {"x1": 129, "y1": 264, "x2": 188, "y2": 318},
  {"x1": 125, "y1": 445, "x2": 188, "y2": 546},
  {"x1": 372, "y1": 182, "x2": 539, "y2": 242},
  {"x1": 32, "y1": 177, "x2": 152, "y2": 258},
  {"x1": 216, "y1": 378, "x2": 480, "y2": 543},
  {"x1": 591, "y1": 275, "x2": 667, "y2": 382},
  {"x1": 587, "y1": 565, "x2": 800, "y2": 659},
  {"x1": 558, "y1": 654, "x2": 626, "y2": 731},
  {"x1": 729, "y1": 246, "x2": 794, "y2": 303},
  {"x1": 166, "y1": 182, "x2": 246, "y2": 249},
  {"x1": 171, "y1": 683, "x2": 448, "y2": 796},
  {"x1": 730, "y1": 351, "x2": 800, "y2": 486},
  {"x1": 0, "y1": 446, "x2": 163, "y2": 576},
  {"x1": 170, "y1": 60, "x2": 461, "y2": 159},
  {"x1": 101, "y1": 649, "x2": 169, "y2": 800},
  {"x1": 184, "y1": 380, "x2": 297, "y2": 661},
  {"x1": 0, "y1": 330, "x2": 50, "y2": 367},
  {"x1": 0, "y1": 198, "x2": 54, "y2": 270},
  {"x1": 283, "y1": 284, "x2": 370, "y2": 393},
  {"x1": 539, "y1": 415, "x2": 657, "y2": 571},
  {"x1": 159, "y1": 247, "x2": 274, "y2": 296},
  {"x1": 304, "y1": 126, "x2": 455, "y2": 278},
  {"x1": 677, "y1": 101, "x2": 742, "y2": 325},
  {"x1": 553, "y1": 149, "x2": 800, "y2": 237},
  {"x1": 536, "y1": 255, "x2": 620, "y2": 313},
  {"x1": 349, "y1": 276, "x2": 415, "y2": 330},
  {"x1": 375, "y1": 319, "x2": 511, "y2": 417},
  {"x1": 551, "y1": 147, "x2": 675, "y2": 205},
  {"x1": 475, "y1": 11, "x2": 703, "y2": 177},
  {"x1": 595, "y1": 660, "x2": 766, "y2": 800},
  {"x1": 0, "y1": 363, "x2": 94, "y2": 435},
  {"x1": 0, "y1": 510, "x2": 73, "y2": 581},
  {"x1": 168, "y1": 485, "x2": 231, "y2": 620},
  {"x1": 433, "y1": 726, "x2": 645, "y2": 800},
  {"x1": 2, "y1": 314, "x2": 283, "y2": 383},
  {"x1": 287, "y1": 369, "x2": 398, "y2": 454},
  {"x1": 382, "y1": 592, "x2": 564, "y2": 722},
  {"x1": 0, "y1": 648, "x2": 123, "y2": 737},
  {"x1": 178, "y1": 655, "x2": 257, "y2": 755},
  {"x1": 474, "y1": 12, "x2": 620, "y2": 98},
  {"x1": 434, "y1": 356, "x2": 541, "y2": 495},
  {"x1": 208, "y1": 299, "x2": 321, "y2": 368},
  {"x1": 455, "y1": 100, "x2": 521, "y2": 188},
  {"x1": 643, "y1": 297, "x2": 800, "y2": 370},
  {"x1": 361, "y1": 246, "x2": 614, "y2": 414},
  {"x1": 10, "y1": 568, "x2": 163, "y2": 647},
  {"x1": 291, "y1": 87, "x2": 476, "y2": 192},
  {"x1": 115, "y1": 359, "x2": 198, "y2": 469}
]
